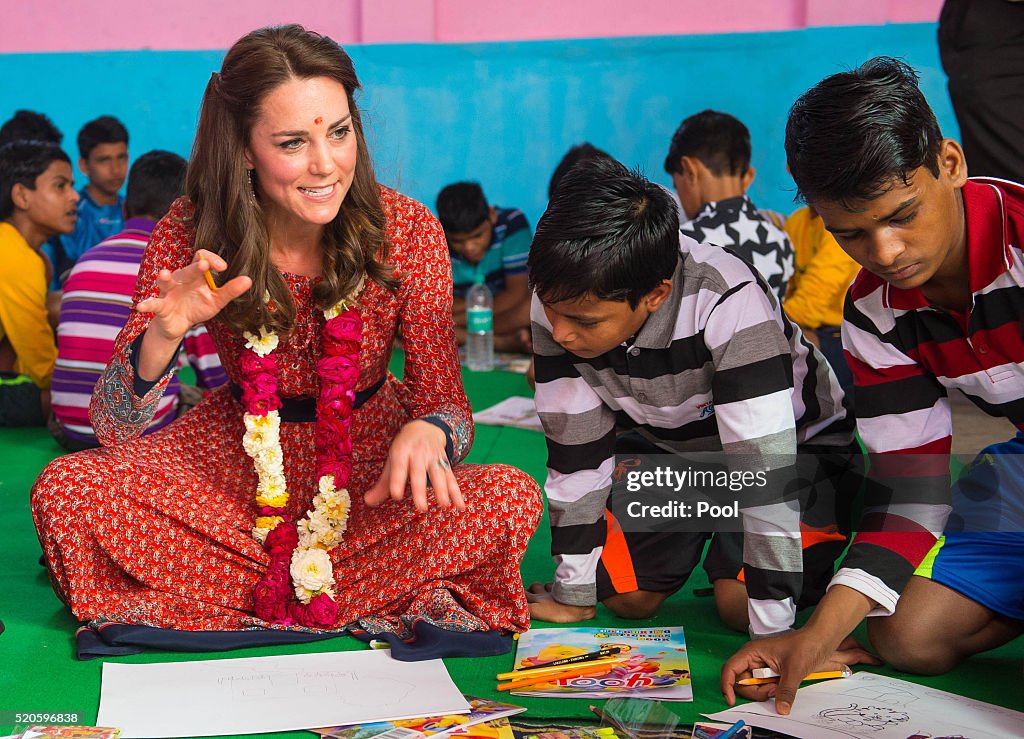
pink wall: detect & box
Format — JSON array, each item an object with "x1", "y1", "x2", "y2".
[{"x1": 0, "y1": 0, "x2": 943, "y2": 52}]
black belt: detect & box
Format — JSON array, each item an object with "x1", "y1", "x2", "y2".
[{"x1": 230, "y1": 375, "x2": 386, "y2": 422}]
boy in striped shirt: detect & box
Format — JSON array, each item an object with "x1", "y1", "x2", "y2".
[
  {"x1": 724, "y1": 57, "x2": 1024, "y2": 715},
  {"x1": 50, "y1": 150, "x2": 226, "y2": 450},
  {"x1": 527, "y1": 157, "x2": 860, "y2": 641}
]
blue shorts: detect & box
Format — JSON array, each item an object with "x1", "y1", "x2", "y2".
[{"x1": 914, "y1": 434, "x2": 1024, "y2": 622}]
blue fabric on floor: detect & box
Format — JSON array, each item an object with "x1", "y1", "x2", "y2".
[
  {"x1": 76, "y1": 620, "x2": 512, "y2": 661},
  {"x1": 349, "y1": 622, "x2": 513, "y2": 661},
  {"x1": 75, "y1": 622, "x2": 342, "y2": 660}
]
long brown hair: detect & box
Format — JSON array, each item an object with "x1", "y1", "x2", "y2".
[{"x1": 185, "y1": 24, "x2": 397, "y2": 335}]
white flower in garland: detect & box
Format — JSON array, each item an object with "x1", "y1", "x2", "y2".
[
  {"x1": 323, "y1": 278, "x2": 365, "y2": 320},
  {"x1": 290, "y1": 548, "x2": 335, "y2": 602},
  {"x1": 243, "y1": 326, "x2": 280, "y2": 356},
  {"x1": 243, "y1": 411, "x2": 280, "y2": 456}
]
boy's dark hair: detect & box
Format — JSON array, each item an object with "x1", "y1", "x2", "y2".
[
  {"x1": 436, "y1": 182, "x2": 490, "y2": 235},
  {"x1": 77, "y1": 115, "x2": 129, "y2": 160},
  {"x1": 0, "y1": 140, "x2": 71, "y2": 220},
  {"x1": 0, "y1": 110, "x2": 63, "y2": 146},
  {"x1": 124, "y1": 150, "x2": 187, "y2": 220},
  {"x1": 529, "y1": 157, "x2": 679, "y2": 309},
  {"x1": 548, "y1": 142, "x2": 614, "y2": 199},
  {"x1": 786, "y1": 57, "x2": 942, "y2": 205},
  {"x1": 663, "y1": 110, "x2": 751, "y2": 177}
]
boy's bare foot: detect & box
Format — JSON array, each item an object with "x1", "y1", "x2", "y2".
[{"x1": 526, "y1": 581, "x2": 596, "y2": 623}]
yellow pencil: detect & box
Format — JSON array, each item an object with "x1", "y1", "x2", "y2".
[
  {"x1": 736, "y1": 668, "x2": 852, "y2": 686},
  {"x1": 202, "y1": 268, "x2": 219, "y2": 293}
]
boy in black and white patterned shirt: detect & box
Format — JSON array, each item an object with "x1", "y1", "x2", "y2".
[
  {"x1": 666, "y1": 110, "x2": 794, "y2": 303},
  {"x1": 527, "y1": 157, "x2": 858, "y2": 637}
]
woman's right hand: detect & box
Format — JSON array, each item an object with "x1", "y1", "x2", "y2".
[{"x1": 136, "y1": 249, "x2": 252, "y2": 342}]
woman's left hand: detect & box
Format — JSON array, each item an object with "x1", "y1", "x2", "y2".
[{"x1": 364, "y1": 420, "x2": 466, "y2": 512}]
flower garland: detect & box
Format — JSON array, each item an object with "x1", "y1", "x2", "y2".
[{"x1": 237, "y1": 288, "x2": 363, "y2": 629}]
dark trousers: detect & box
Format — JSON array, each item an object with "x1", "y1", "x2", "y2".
[{"x1": 939, "y1": 0, "x2": 1024, "y2": 183}]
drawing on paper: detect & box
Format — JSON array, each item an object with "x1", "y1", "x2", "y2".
[
  {"x1": 817, "y1": 704, "x2": 910, "y2": 732},
  {"x1": 844, "y1": 685, "x2": 921, "y2": 708},
  {"x1": 217, "y1": 669, "x2": 414, "y2": 706}
]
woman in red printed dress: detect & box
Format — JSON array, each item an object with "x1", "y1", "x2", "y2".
[{"x1": 30, "y1": 25, "x2": 541, "y2": 655}]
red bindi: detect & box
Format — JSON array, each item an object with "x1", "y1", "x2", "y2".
[{"x1": 314, "y1": 116, "x2": 323, "y2": 125}]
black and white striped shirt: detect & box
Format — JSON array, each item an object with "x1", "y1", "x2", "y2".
[{"x1": 533, "y1": 234, "x2": 851, "y2": 635}]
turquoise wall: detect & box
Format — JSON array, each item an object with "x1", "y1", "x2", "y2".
[{"x1": 1, "y1": 23, "x2": 953, "y2": 226}]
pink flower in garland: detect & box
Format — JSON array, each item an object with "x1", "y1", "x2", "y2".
[
  {"x1": 253, "y1": 558, "x2": 293, "y2": 622},
  {"x1": 242, "y1": 372, "x2": 283, "y2": 414},
  {"x1": 237, "y1": 351, "x2": 277, "y2": 379},
  {"x1": 264, "y1": 519, "x2": 298, "y2": 558},
  {"x1": 298, "y1": 592, "x2": 341, "y2": 627},
  {"x1": 323, "y1": 311, "x2": 363, "y2": 344}
]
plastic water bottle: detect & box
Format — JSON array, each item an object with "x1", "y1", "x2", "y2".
[{"x1": 466, "y1": 274, "x2": 494, "y2": 371}]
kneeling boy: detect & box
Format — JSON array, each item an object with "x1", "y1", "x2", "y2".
[
  {"x1": 723, "y1": 58, "x2": 1023, "y2": 714},
  {"x1": 528, "y1": 157, "x2": 857, "y2": 638}
]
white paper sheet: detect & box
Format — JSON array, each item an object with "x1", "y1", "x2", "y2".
[
  {"x1": 472, "y1": 396, "x2": 544, "y2": 432},
  {"x1": 706, "y1": 672, "x2": 1024, "y2": 739},
  {"x1": 96, "y1": 650, "x2": 470, "y2": 738}
]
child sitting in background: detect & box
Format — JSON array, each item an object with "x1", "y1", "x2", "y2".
[
  {"x1": 665, "y1": 110, "x2": 794, "y2": 302},
  {"x1": 50, "y1": 150, "x2": 228, "y2": 451},
  {"x1": 0, "y1": 140, "x2": 79, "y2": 426},
  {"x1": 0, "y1": 110, "x2": 63, "y2": 147},
  {"x1": 44, "y1": 115, "x2": 129, "y2": 286},
  {"x1": 0, "y1": 110, "x2": 66, "y2": 327},
  {"x1": 436, "y1": 181, "x2": 532, "y2": 352},
  {"x1": 783, "y1": 205, "x2": 861, "y2": 398}
]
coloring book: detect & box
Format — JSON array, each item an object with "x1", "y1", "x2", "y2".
[{"x1": 509, "y1": 626, "x2": 691, "y2": 701}]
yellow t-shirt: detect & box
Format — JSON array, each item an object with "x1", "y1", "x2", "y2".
[
  {"x1": 783, "y1": 207, "x2": 862, "y2": 330},
  {"x1": 0, "y1": 222, "x2": 56, "y2": 388}
]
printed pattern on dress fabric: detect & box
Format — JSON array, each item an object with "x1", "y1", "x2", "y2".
[
  {"x1": 30, "y1": 187, "x2": 542, "y2": 647},
  {"x1": 96, "y1": 353, "x2": 170, "y2": 436}
]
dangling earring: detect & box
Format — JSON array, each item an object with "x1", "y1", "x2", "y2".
[{"x1": 246, "y1": 169, "x2": 257, "y2": 204}]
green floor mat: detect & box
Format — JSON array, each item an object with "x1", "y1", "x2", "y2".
[{"x1": 1, "y1": 357, "x2": 1022, "y2": 738}]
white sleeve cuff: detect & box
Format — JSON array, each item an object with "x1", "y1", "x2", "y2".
[
  {"x1": 747, "y1": 597, "x2": 796, "y2": 637},
  {"x1": 829, "y1": 567, "x2": 899, "y2": 617}
]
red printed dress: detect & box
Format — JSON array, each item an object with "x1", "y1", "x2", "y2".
[{"x1": 31, "y1": 189, "x2": 542, "y2": 637}]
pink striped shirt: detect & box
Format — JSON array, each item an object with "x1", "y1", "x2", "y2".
[{"x1": 52, "y1": 218, "x2": 227, "y2": 445}]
